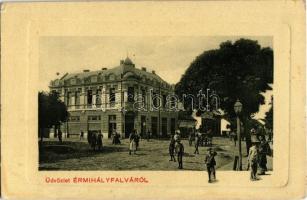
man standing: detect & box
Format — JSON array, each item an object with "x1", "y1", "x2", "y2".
[
  {"x1": 175, "y1": 140, "x2": 184, "y2": 169},
  {"x1": 129, "y1": 129, "x2": 137, "y2": 155},
  {"x1": 169, "y1": 136, "x2": 176, "y2": 162},
  {"x1": 115, "y1": 131, "x2": 121, "y2": 144},
  {"x1": 205, "y1": 148, "x2": 217, "y2": 183},
  {"x1": 248, "y1": 141, "x2": 259, "y2": 181},
  {"x1": 135, "y1": 131, "x2": 140, "y2": 151},
  {"x1": 58, "y1": 129, "x2": 62, "y2": 143},
  {"x1": 97, "y1": 131, "x2": 103, "y2": 151}
]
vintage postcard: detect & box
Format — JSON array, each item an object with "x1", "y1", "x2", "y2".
[{"x1": 1, "y1": 1, "x2": 305, "y2": 199}]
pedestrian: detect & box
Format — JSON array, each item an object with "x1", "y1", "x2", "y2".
[
  {"x1": 169, "y1": 136, "x2": 176, "y2": 162},
  {"x1": 194, "y1": 132, "x2": 200, "y2": 154},
  {"x1": 80, "y1": 130, "x2": 84, "y2": 140},
  {"x1": 115, "y1": 131, "x2": 121, "y2": 144},
  {"x1": 58, "y1": 129, "x2": 62, "y2": 143},
  {"x1": 258, "y1": 135, "x2": 270, "y2": 175},
  {"x1": 112, "y1": 129, "x2": 116, "y2": 145},
  {"x1": 188, "y1": 130, "x2": 194, "y2": 146},
  {"x1": 97, "y1": 131, "x2": 103, "y2": 151},
  {"x1": 248, "y1": 141, "x2": 260, "y2": 181},
  {"x1": 174, "y1": 130, "x2": 180, "y2": 142},
  {"x1": 175, "y1": 140, "x2": 184, "y2": 169},
  {"x1": 129, "y1": 129, "x2": 137, "y2": 155},
  {"x1": 205, "y1": 148, "x2": 217, "y2": 183},
  {"x1": 91, "y1": 132, "x2": 98, "y2": 151},
  {"x1": 135, "y1": 131, "x2": 140, "y2": 151}
]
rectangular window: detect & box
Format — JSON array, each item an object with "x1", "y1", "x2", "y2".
[
  {"x1": 70, "y1": 116, "x2": 80, "y2": 121},
  {"x1": 88, "y1": 115, "x2": 101, "y2": 121},
  {"x1": 75, "y1": 91, "x2": 80, "y2": 109},
  {"x1": 87, "y1": 90, "x2": 93, "y2": 106},
  {"x1": 109, "y1": 88, "x2": 115, "y2": 106},
  {"x1": 128, "y1": 87, "x2": 134, "y2": 102},
  {"x1": 109, "y1": 115, "x2": 116, "y2": 122},
  {"x1": 96, "y1": 89, "x2": 102, "y2": 107},
  {"x1": 142, "y1": 89, "x2": 146, "y2": 104},
  {"x1": 162, "y1": 94, "x2": 167, "y2": 108},
  {"x1": 152, "y1": 91, "x2": 159, "y2": 107}
]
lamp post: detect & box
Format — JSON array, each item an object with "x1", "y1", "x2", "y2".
[{"x1": 234, "y1": 99, "x2": 243, "y2": 171}]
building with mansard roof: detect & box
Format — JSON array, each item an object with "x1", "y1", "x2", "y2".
[{"x1": 49, "y1": 57, "x2": 178, "y2": 139}]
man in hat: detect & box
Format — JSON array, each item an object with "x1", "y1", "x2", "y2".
[
  {"x1": 248, "y1": 139, "x2": 260, "y2": 181},
  {"x1": 205, "y1": 148, "x2": 217, "y2": 183}
]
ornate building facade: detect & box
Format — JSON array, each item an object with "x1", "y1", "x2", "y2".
[{"x1": 49, "y1": 57, "x2": 178, "y2": 139}]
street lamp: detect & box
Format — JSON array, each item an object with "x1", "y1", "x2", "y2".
[{"x1": 234, "y1": 99, "x2": 243, "y2": 171}]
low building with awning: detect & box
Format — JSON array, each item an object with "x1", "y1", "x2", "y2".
[{"x1": 178, "y1": 111, "x2": 197, "y2": 137}]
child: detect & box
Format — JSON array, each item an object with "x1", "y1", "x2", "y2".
[
  {"x1": 175, "y1": 140, "x2": 184, "y2": 169},
  {"x1": 205, "y1": 148, "x2": 217, "y2": 183}
]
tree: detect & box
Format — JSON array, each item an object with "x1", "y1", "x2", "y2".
[
  {"x1": 175, "y1": 38, "x2": 273, "y2": 119},
  {"x1": 38, "y1": 91, "x2": 68, "y2": 143},
  {"x1": 175, "y1": 38, "x2": 273, "y2": 153},
  {"x1": 264, "y1": 97, "x2": 273, "y2": 130}
]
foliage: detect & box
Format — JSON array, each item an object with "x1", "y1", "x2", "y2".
[
  {"x1": 175, "y1": 38, "x2": 273, "y2": 120},
  {"x1": 264, "y1": 97, "x2": 273, "y2": 130},
  {"x1": 38, "y1": 91, "x2": 68, "y2": 139}
]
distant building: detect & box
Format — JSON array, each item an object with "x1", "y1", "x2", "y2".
[
  {"x1": 178, "y1": 111, "x2": 196, "y2": 137},
  {"x1": 49, "y1": 57, "x2": 178, "y2": 139}
]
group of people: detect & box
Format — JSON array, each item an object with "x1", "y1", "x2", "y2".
[
  {"x1": 168, "y1": 131, "x2": 185, "y2": 169},
  {"x1": 87, "y1": 131, "x2": 104, "y2": 151},
  {"x1": 169, "y1": 130, "x2": 217, "y2": 182},
  {"x1": 111, "y1": 131, "x2": 121, "y2": 145},
  {"x1": 188, "y1": 130, "x2": 213, "y2": 148},
  {"x1": 248, "y1": 133, "x2": 271, "y2": 181},
  {"x1": 128, "y1": 129, "x2": 141, "y2": 155}
]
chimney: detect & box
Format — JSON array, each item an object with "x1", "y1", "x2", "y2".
[
  {"x1": 141, "y1": 67, "x2": 147, "y2": 71},
  {"x1": 152, "y1": 70, "x2": 156, "y2": 74},
  {"x1": 102, "y1": 67, "x2": 107, "y2": 70},
  {"x1": 83, "y1": 69, "x2": 90, "y2": 72},
  {"x1": 120, "y1": 60, "x2": 124, "y2": 65}
]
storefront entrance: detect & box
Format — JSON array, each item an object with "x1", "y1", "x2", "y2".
[{"x1": 125, "y1": 114, "x2": 135, "y2": 138}]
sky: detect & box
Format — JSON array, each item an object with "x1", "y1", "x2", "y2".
[{"x1": 39, "y1": 36, "x2": 273, "y2": 120}]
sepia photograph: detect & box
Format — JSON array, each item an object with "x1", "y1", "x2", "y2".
[
  {"x1": 38, "y1": 36, "x2": 274, "y2": 181},
  {"x1": 1, "y1": 1, "x2": 305, "y2": 199}
]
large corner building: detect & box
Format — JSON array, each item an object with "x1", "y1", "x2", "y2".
[{"x1": 49, "y1": 57, "x2": 178, "y2": 139}]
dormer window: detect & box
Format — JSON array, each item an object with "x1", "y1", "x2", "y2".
[
  {"x1": 91, "y1": 76, "x2": 97, "y2": 83},
  {"x1": 70, "y1": 78, "x2": 76, "y2": 85}
]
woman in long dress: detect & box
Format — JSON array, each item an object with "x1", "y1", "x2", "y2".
[{"x1": 129, "y1": 129, "x2": 137, "y2": 155}]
